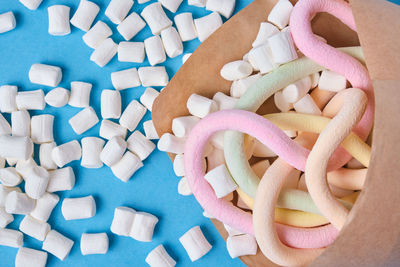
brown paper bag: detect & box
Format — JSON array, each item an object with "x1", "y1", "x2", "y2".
[{"x1": 152, "y1": 0, "x2": 400, "y2": 265}]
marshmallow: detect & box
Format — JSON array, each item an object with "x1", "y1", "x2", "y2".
[
  {"x1": 5, "y1": 191, "x2": 35, "y2": 215},
  {"x1": 0, "y1": 113, "x2": 12, "y2": 136},
  {"x1": 111, "y1": 151, "x2": 143, "y2": 182},
  {"x1": 206, "y1": 0, "x2": 235, "y2": 19},
  {"x1": 179, "y1": 226, "x2": 212, "y2": 262},
  {"x1": 100, "y1": 136, "x2": 127, "y2": 167},
  {"x1": 161, "y1": 27, "x2": 183, "y2": 58},
  {"x1": 19, "y1": 0, "x2": 43, "y2": 10},
  {"x1": 141, "y1": 3, "x2": 172, "y2": 35},
  {"x1": 47, "y1": 167, "x2": 75, "y2": 192},
  {"x1": 19, "y1": 215, "x2": 50, "y2": 241},
  {"x1": 81, "y1": 233, "x2": 109, "y2": 255},
  {"x1": 68, "y1": 81, "x2": 92, "y2": 108},
  {"x1": 11, "y1": 110, "x2": 30, "y2": 137},
  {"x1": 120, "y1": 100, "x2": 147, "y2": 131},
  {"x1": 145, "y1": 35, "x2": 167, "y2": 66},
  {"x1": 0, "y1": 135, "x2": 33, "y2": 160},
  {"x1": 158, "y1": 133, "x2": 186, "y2": 154},
  {"x1": 110, "y1": 206, "x2": 136, "y2": 236},
  {"x1": 226, "y1": 234, "x2": 257, "y2": 258},
  {"x1": 194, "y1": 12, "x2": 223, "y2": 42},
  {"x1": 14, "y1": 158, "x2": 37, "y2": 178},
  {"x1": 39, "y1": 142, "x2": 57, "y2": 170},
  {"x1": 0, "y1": 228, "x2": 22, "y2": 248},
  {"x1": 16, "y1": 90, "x2": 46, "y2": 110},
  {"x1": 243, "y1": 51, "x2": 259, "y2": 71},
  {"x1": 129, "y1": 211, "x2": 158, "y2": 242},
  {"x1": 48, "y1": 5, "x2": 71, "y2": 36},
  {"x1": 0, "y1": 12, "x2": 16, "y2": 33},
  {"x1": 99, "y1": 120, "x2": 127, "y2": 140},
  {"x1": 284, "y1": 129, "x2": 297, "y2": 138},
  {"x1": 204, "y1": 164, "x2": 237, "y2": 198},
  {"x1": 117, "y1": 12, "x2": 146, "y2": 40},
  {"x1": 82, "y1": 21, "x2": 112, "y2": 49},
  {"x1": 173, "y1": 154, "x2": 185, "y2": 176},
  {"x1": 223, "y1": 224, "x2": 244, "y2": 237},
  {"x1": 118, "y1": 42, "x2": 145, "y2": 63},
  {"x1": 90, "y1": 38, "x2": 118, "y2": 67},
  {"x1": 42, "y1": 230, "x2": 74, "y2": 260},
  {"x1": 212, "y1": 92, "x2": 237, "y2": 111},
  {"x1": 0, "y1": 185, "x2": 21, "y2": 207},
  {"x1": 293, "y1": 94, "x2": 322, "y2": 115},
  {"x1": 51, "y1": 140, "x2": 82, "y2": 167},
  {"x1": 172, "y1": 116, "x2": 200, "y2": 138},
  {"x1": 248, "y1": 45, "x2": 276, "y2": 74},
  {"x1": 188, "y1": 0, "x2": 206, "y2": 7},
  {"x1": 267, "y1": 0, "x2": 293, "y2": 29},
  {"x1": 101, "y1": 90, "x2": 121, "y2": 120},
  {"x1": 30, "y1": 192, "x2": 59, "y2": 222},
  {"x1": 274, "y1": 90, "x2": 293, "y2": 112},
  {"x1": 178, "y1": 177, "x2": 192, "y2": 196},
  {"x1": 105, "y1": 0, "x2": 133, "y2": 24},
  {"x1": 68, "y1": 107, "x2": 99, "y2": 135},
  {"x1": 252, "y1": 22, "x2": 279, "y2": 47},
  {"x1": 318, "y1": 70, "x2": 347, "y2": 92},
  {"x1": 310, "y1": 72, "x2": 320, "y2": 88},
  {"x1": 81, "y1": 137, "x2": 105, "y2": 168},
  {"x1": 0, "y1": 85, "x2": 17, "y2": 113},
  {"x1": 0, "y1": 167, "x2": 22, "y2": 187},
  {"x1": 174, "y1": 13, "x2": 197, "y2": 41},
  {"x1": 182, "y1": 53, "x2": 192, "y2": 64},
  {"x1": 29, "y1": 64, "x2": 62, "y2": 87},
  {"x1": 220, "y1": 60, "x2": 252, "y2": 81},
  {"x1": 138, "y1": 67, "x2": 169, "y2": 87},
  {"x1": 70, "y1": 0, "x2": 100, "y2": 31},
  {"x1": 159, "y1": 0, "x2": 183, "y2": 13},
  {"x1": 146, "y1": 245, "x2": 176, "y2": 267},
  {"x1": 140, "y1": 87, "x2": 159, "y2": 112},
  {"x1": 268, "y1": 31, "x2": 298, "y2": 64},
  {"x1": 0, "y1": 207, "x2": 14, "y2": 228},
  {"x1": 282, "y1": 76, "x2": 312, "y2": 103},
  {"x1": 62, "y1": 195, "x2": 96, "y2": 220},
  {"x1": 230, "y1": 73, "x2": 261, "y2": 98},
  {"x1": 24, "y1": 166, "x2": 49, "y2": 200},
  {"x1": 31, "y1": 114, "x2": 54, "y2": 143},
  {"x1": 127, "y1": 131, "x2": 155, "y2": 161},
  {"x1": 45, "y1": 87, "x2": 69, "y2": 108},
  {"x1": 187, "y1": 94, "x2": 218, "y2": 118},
  {"x1": 15, "y1": 247, "x2": 48, "y2": 267},
  {"x1": 143, "y1": 120, "x2": 159, "y2": 140},
  {"x1": 111, "y1": 67, "x2": 141, "y2": 90}
]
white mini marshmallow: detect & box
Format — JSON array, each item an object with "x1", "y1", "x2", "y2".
[
  {"x1": 269, "y1": 31, "x2": 298, "y2": 64},
  {"x1": 0, "y1": 185, "x2": 21, "y2": 207},
  {"x1": 231, "y1": 73, "x2": 261, "y2": 96},
  {"x1": 129, "y1": 211, "x2": 159, "y2": 242},
  {"x1": 19, "y1": 0, "x2": 43, "y2": 10},
  {"x1": 51, "y1": 140, "x2": 82, "y2": 167},
  {"x1": 5, "y1": 191, "x2": 35, "y2": 215},
  {"x1": 16, "y1": 90, "x2": 46, "y2": 110},
  {"x1": 0, "y1": 85, "x2": 17, "y2": 113},
  {"x1": 0, "y1": 12, "x2": 16, "y2": 34},
  {"x1": 140, "y1": 87, "x2": 159, "y2": 112},
  {"x1": 204, "y1": 164, "x2": 237, "y2": 198},
  {"x1": 223, "y1": 224, "x2": 243, "y2": 237},
  {"x1": 188, "y1": 0, "x2": 206, "y2": 7},
  {"x1": 252, "y1": 139, "x2": 277, "y2": 157},
  {"x1": 161, "y1": 27, "x2": 183, "y2": 58},
  {"x1": 39, "y1": 142, "x2": 57, "y2": 170},
  {"x1": 0, "y1": 228, "x2": 22, "y2": 248},
  {"x1": 0, "y1": 167, "x2": 22, "y2": 187},
  {"x1": 174, "y1": 13, "x2": 197, "y2": 41},
  {"x1": 120, "y1": 100, "x2": 146, "y2": 131},
  {"x1": 173, "y1": 154, "x2": 185, "y2": 176},
  {"x1": 105, "y1": 0, "x2": 133, "y2": 24},
  {"x1": 100, "y1": 136, "x2": 126, "y2": 167},
  {"x1": 143, "y1": 120, "x2": 159, "y2": 140},
  {"x1": 146, "y1": 244, "x2": 176, "y2": 267},
  {"x1": 111, "y1": 206, "x2": 136, "y2": 236},
  {"x1": 252, "y1": 22, "x2": 279, "y2": 47},
  {"x1": 29, "y1": 64, "x2": 62, "y2": 87},
  {"x1": 61, "y1": 195, "x2": 96, "y2": 220},
  {"x1": 15, "y1": 158, "x2": 37, "y2": 180},
  {"x1": 48, "y1": 5, "x2": 71, "y2": 36},
  {"x1": 111, "y1": 151, "x2": 143, "y2": 182},
  {"x1": 82, "y1": 21, "x2": 112, "y2": 49},
  {"x1": 0, "y1": 135, "x2": 33, "y2": 160},
  {"x1": 42, "y1": 230, "x2": 74, "y2": 260},
  {"x1": 70, "y1": 0, "x2": 100, "y2": 31},
  {"x1": 194, "y1": 12, "x2": 223, "y2": 42},
  {"x1": 318, "y1": 70, "x2": 347, "y2": 92},
  {"x1": 182, "y1": 53, "x2": 192, "y2": 64},
  {"x1": 99, "y1": 120, "x2": 127, "y2": 140},
  {"x1": 206, "y1": 0, "x2": 235, "y2": 19},
  {"x1": 243, "y1": 51, "x2": 259, "y2": 71},
  {"x1": 68, "y1": 81, "x2": 92, "y2": 108},
  {"x1": 127, "y1": 131, "x2": 155, "y2": 161},
  {"x1": 293, "y1": 94, "x2": 322, "y2": 115},
  {"x1": 267, "y1": 0, "x2": 293, "y2": 29},
  {"x1": 226, "y1": 234, "x2": 257, "y2": 258},
  {"x1": 141, "y1": 3, "x2": 172, "y2": 35},
  {"x1": 45, "y1": 87, "x2": 69, "y2": 108},
  {"x1": 101, "y1": 90, "x2": 121, "y2": 119},
  {"x1": 111, "y1": 67, "x2": 141, "y2": 90},
  {"x1": 145, "y1": 35, "x2": 166, "y2": 66},
  {"x1": 172, "y1": 116, "x2": 200, "y2": 138},
  {"x1": 24, "y1": 166, "x2": 49, "y2": 200},
  {"x1": 15, "y1": 247, "x2": 48, "y2": 267},
  {"x1": 68, "y1": 107, "x2": 99, "y2": 135},
  {"x1": 179, "y1": 226, "x2": 212, "y2": 262},
  {"x1": 90, "y1": 38, "x2": 118, "y2": 67},
  {"x1": 31, "y1": 114, "x2": 54, "y2": 144},
  {"x1": 0, "y1": 113, "x2": 12, "y2": 136},
  {"x1": 274, "y1": 90, "x2": 293, "y2": 112},
  {"x1": 310, "y1": 72, "x2": 320, "y2": 88},
  {"x1": 30, "y1": 192, "x2": 59, "y2": 222},
  {"x1": 158, "y1": 133, "x2": 186, "y2": 154},
  {"x1": 81, "y1": 137, "x2": 105, "y2": 168},
  {"x1": 138, "y1": 66, "x2": 169, "y2": 87},
  {"x1": 178, "y1": 177, "x2": 192, "y2": 196},
  {"x1": 47, "y1": 167, "x2": 75, "y2": 192},
  {"x1": 220, "y1": 60, "x2": 252, "y2": 81},
  {"x1": 282, "y1": 76, "x2": 312, "y2": 103},
  {"x1": 81, "y1": 233, "x2": 109, "y2": 255},
  {"x1": 19, "y1": 215, "x2": 50, "y2": 241},
  {"x1": 117, "y1": 12, "x2": 146, "y2": 40},
  {"x1": 160, "y1": 0, "x2": 183, "y2": 12},
  {"x1": 248, "y1": 45, "x2": 276, "y2": 74},
  {"x1": 213, "y1": 92, "x2": 238, "y2": 110},
  {"x1": 0, "y1": 207, "x2": 14, "y2": 228},
  {"x1": 118, "y1": 42, "x2": 145, "y2": 63},
  {"x1": 11, "y1": 110, "x2": 30, "y2": 137},
  {"x1": 187, "y1": 94, "x2": 218, "y2": 118}
]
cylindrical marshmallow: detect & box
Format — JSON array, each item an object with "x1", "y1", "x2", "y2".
[
  {"x1": 0, "y1": 185, "x2": 21, "y2": 207},
  {"x1": 158, "y1": 133, "x2": 186, "y2": 154},
  {"x1": 0, "y1": 12, "x2": 16, "y2": 34},
  {"x1": 68, "y1": 107, "x2": 99, "y2": 135},
  {"x1": 5, "y1": 191, "x2": 35, "y2": 215},
  {"x1": 293, "y1": 94, "x2": 322, "y2": 115},
  {"x1": 268, "y1": 31, "x2": 298, "y2": 64},
  {"x1": 187, "y1": 94, "x2": 218, "y2": 118},
  {"x1": 45, "y1": 87, "x2": 69, "y2": 108},
  {"x1": 230, "y1": 73, "x2": 261, "y2": 98},
  {"x1": 129, "y1": 211, "x2": 159, "y2": 242},
  {"x1": 226, "y1": 234, "x2": 257, "y2": 258},
  {"x1": 172, "y1": 116, "x2": 200, "y2": 138},
  {"x1": 82, "y1": 21, "x2": 112, "y2": 49},
  {"x1": 220, "y1": 60, "x2": 253, "y2": 81},
  {"x1": 105, "y1": 0, "x2": 133, "y2": 24},
  {"x1": 141, "y1": 3, "x2": 172, "y2": 35},
  {"x1": 127, "y1": 131, "x2": 155, "y2": 161},
  {"x1": 19, "y1": 215, "x2": 50, "y2": 241},
  {"x1": 194, "y1": 12, "x2": 223, "y2": 42},
  {"x1": 143, "y1": 120, "x2": 159, "y2": 140},
  {"x1": 213, "y1": 92, "x2": 238, "y2": 110},
  {"x1": 90, "y1": 38, "x2": 118, "y2": 67},
  {"x1": 81, "y1": 233, "x2": 109, "y2": 255},
  {"x1": 0, "y1": 167, "x2": 22, "y2": 187},
  {"x1": 248, "y1": 45, "x2": 276, "y2": 74},
  {"x1": 206, "y1": 0, "x2": 235, "y2": 19},
  {"x1": 61, "y1": 195, "x2": 96, "y2": 220},
  {"x1": 0, "y1": 135, "x2": 33, "y2": 160},
  {"x1": 0, "y1": 207, "x2": 14, "y2": 228},
  {"x1": 0, "y1": 85, "x2": 17, "y2": 113},
  {"x1": 0, "y1": 113, "x2": 11, "y2": 136},
  {"x1": 179, "y1": 226, "x2": 212, "y2": 262},
  {"x1": 267, "y1": 0, "x2": 293, "y2": 29},
  {"x1": 100, "y1": 136, "x2": 126, "y2": 167},
  {"x1": 99, "y1": 120, "x2": 127, "y2": 140},
  {"x1": 120, "y1": 100, "x2": 146, "y2": 131},
  {"x1": 51, "y1": 140, "x2": 82, "y2": 167},
  {"x1": 111, "y1": 151, "x2": 143, "y2": 182},
  {"x1": 0, "y1": 228, "x2": 23, "y2": 248},
  {"x1": 111, "y1": 67, "x2": 141, "y2": 90},
  {"x1": 282, "y1": 76, "x2": 312, "y2": 103},
  {"x1": 204, "y1": 164, "x2": 237, "y2": 198},
  {"x1": 252, "y1": 22, "x2": 279, "y2": 47},
  {"x1": 110, "y1": 206, "x2": 136, "y2": 236},
  {"x1": 140, "y1": 87, "x2": 159, "y2": 112},
  {"x1": 117, "y1": 12, "x2": 146, "y2": 41},
  {"x1": 70, "y1": 0, "x2": 100, "y2": 32},
  {"x1": 318, "y1": 70, "x2": 347, "y2": 92},
  {"x1": 118, "y1": 41, "x2": 145, "y2": 63},
  {"x1": 274, "y1": 90, "x2": 293, "y2": 112},
  {"x1": 42, "y1": 230, "x2": 74, "y2": 260},
  {"x1": 11, "y1": 110, "x2": 30, "y2": 137},
  {"x1": 24, "y1": 166, "x2": 49, "y2": 200},
  {"x1": 29, "y1": 64, "x2": 62, "y2": 87},
  {"x1": 161, "y1": 27, "x2": 183, "y2": 58},
  {"x1": 144, "y1": 35, "x2": 166, "y2": 66},
  {"x1": 173, "y1": 154, "x2": 185, "y2": 177},
  {"x1": 15, "y1": 247, "x2": 48, "y2": 267},
  {"x1": 138, "y1": 67, "x2": 169, "y2": 87},
  {"x1": 15, "y1": 157, "x2": 37, "y2": 179},
  {"x1": 160, "y1": 0, "x2": 183, "y2": 12},
  {"x1": 188, "y1": 0, "x2": 206, "y2": 7},
  {"x1": 39, "y1": 142, "x2": 57, "y2": 170},
  {"x1": 81, "y1": 137, "x2": 105, "y2": 168},
  {"x1": 48, "y1": 5, "x2": 71, "y2": 36},
  {"x1": 146, "y1": 245, "x2": 176, "y2": 267},
  {"x1": 174, "y1": 13, "x2": 197, "y2": 41},
  {"x1": 31, "y1": 114, "x2": 54, "y2": 144},
  {"x1": 178, "y1": 177, "x2": 192, "y2": 196},
  {"x1": 30, "y1": 192, "x2": 59, "y2": 222},
  {"x1": 16, "y1": 90, "x2": 46, "y2": 110},
  {"x1": 19, "y1": 0, "x2": 43, "y2": 10},
  {"x1": 68, "y1": 81, "x2": 92, "y2": 108},
  {"x1": 47, "y1": 167, "x2": 75, "y2": 192}
]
